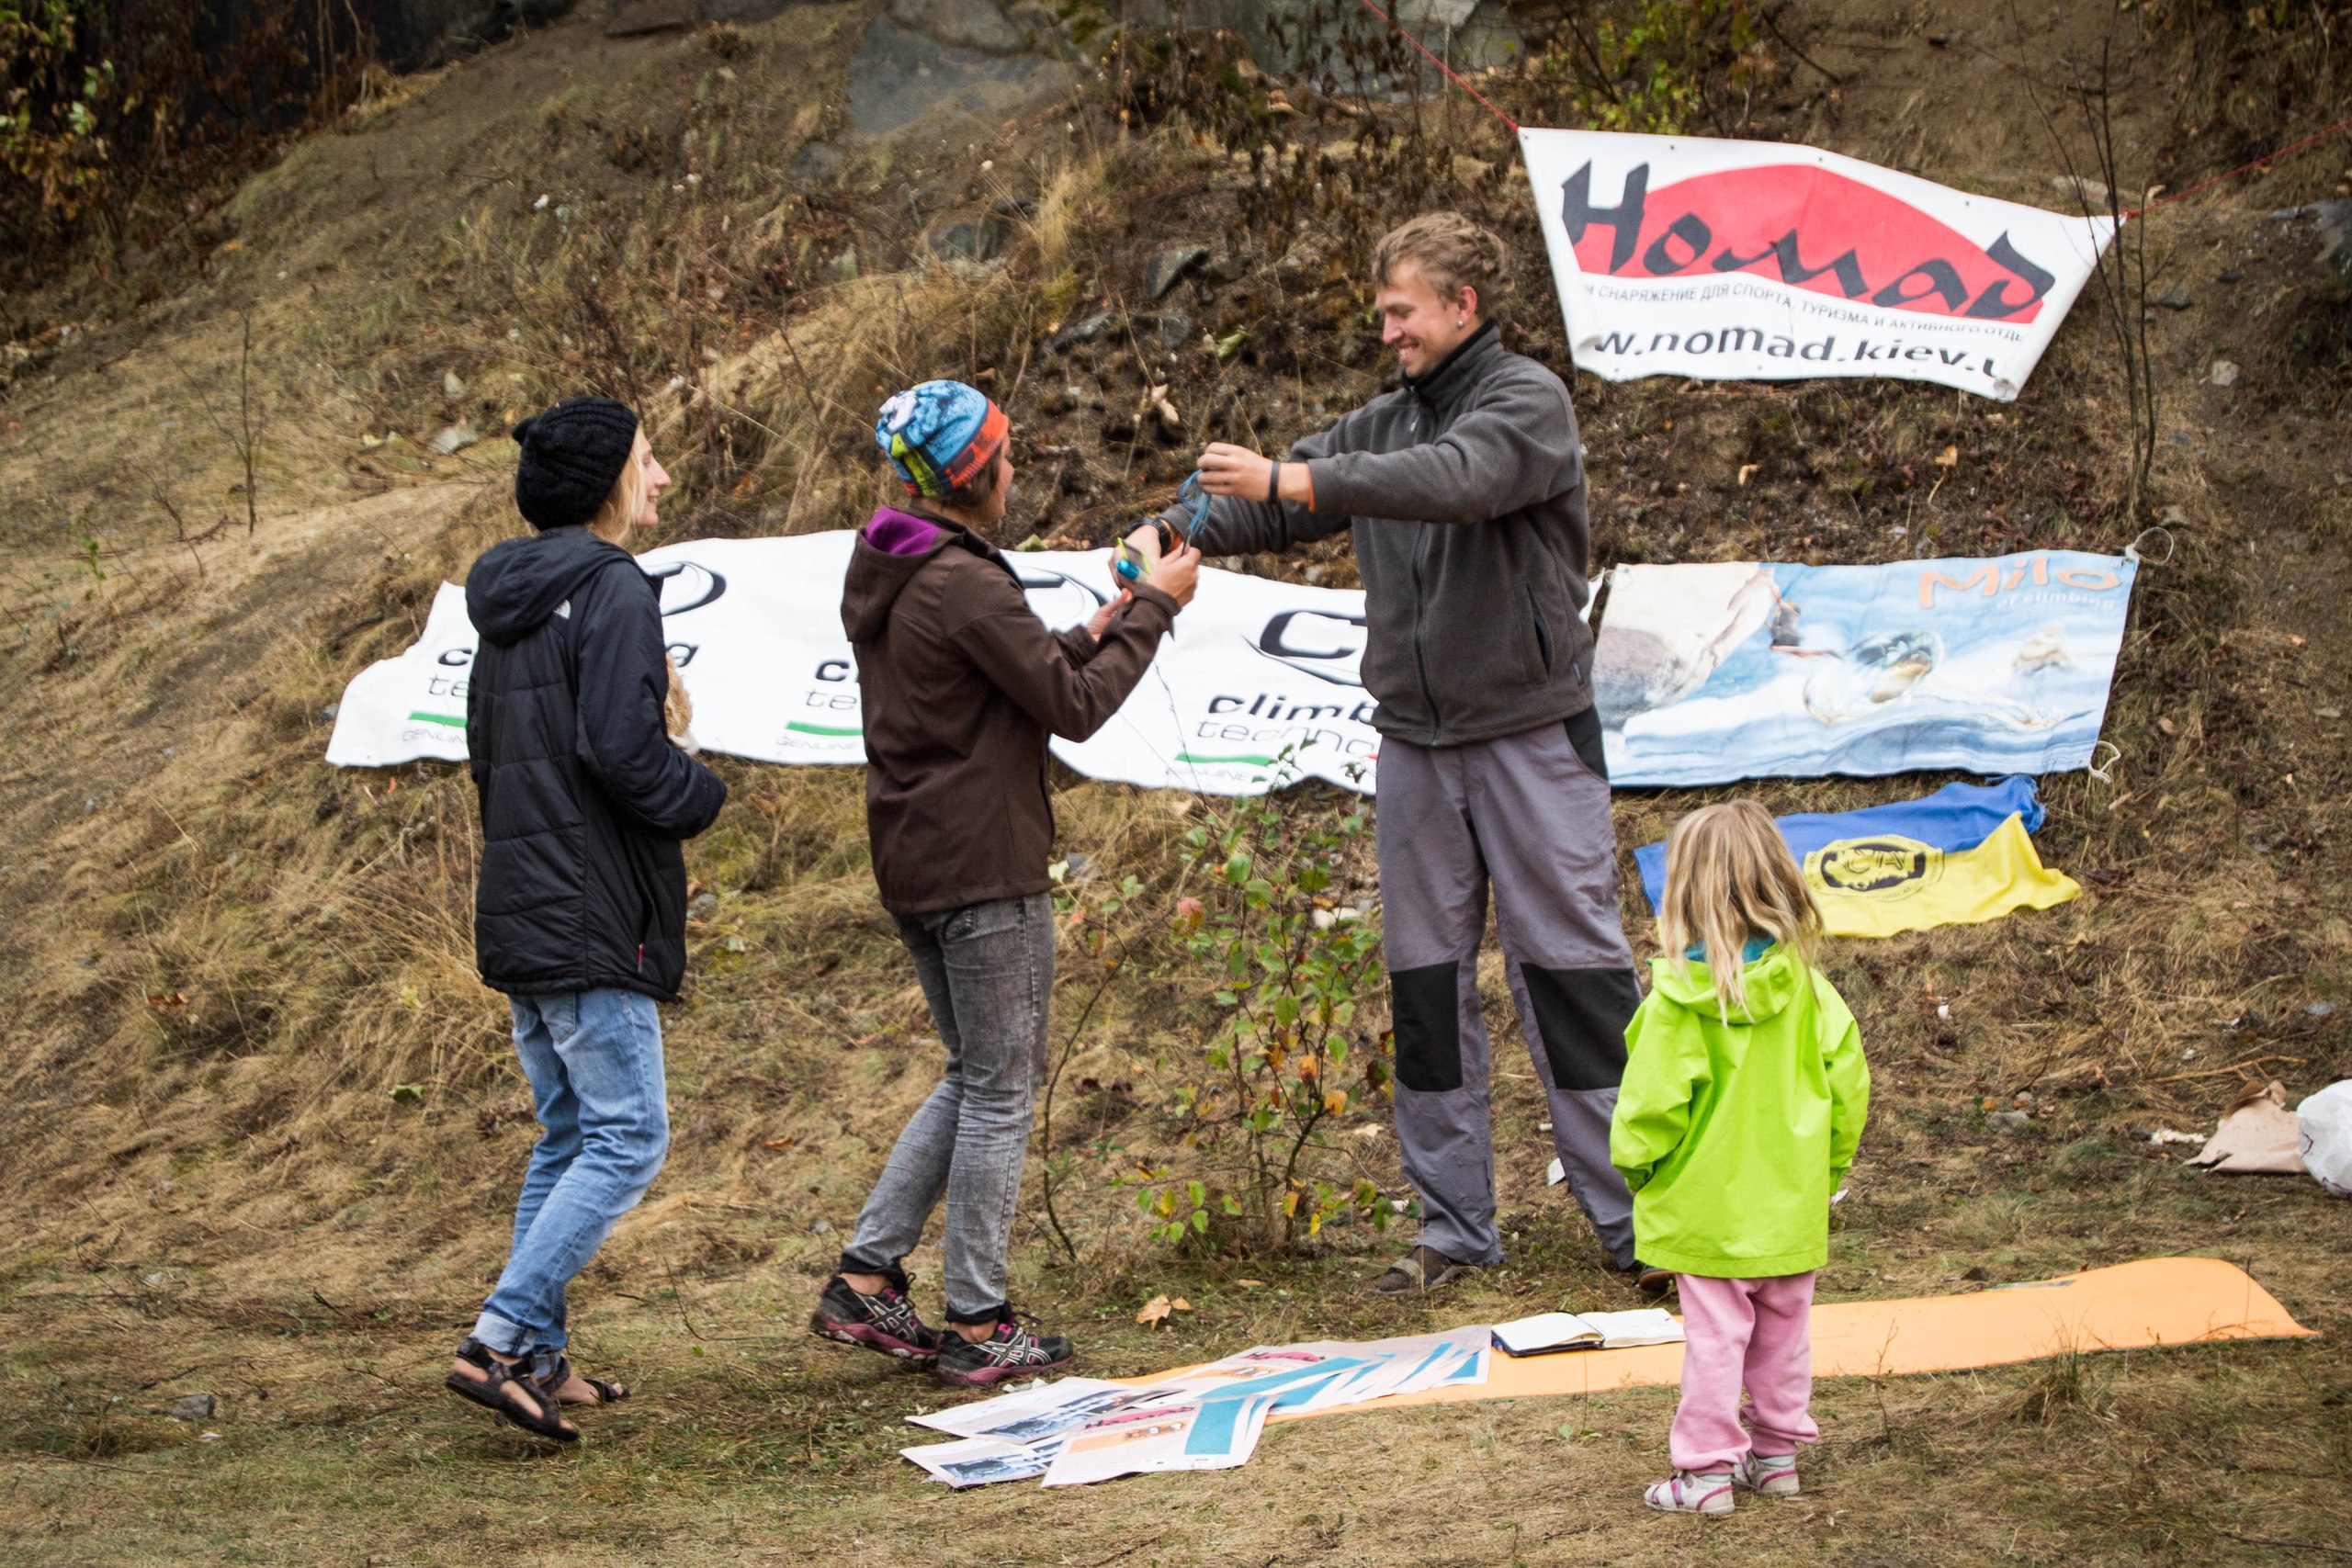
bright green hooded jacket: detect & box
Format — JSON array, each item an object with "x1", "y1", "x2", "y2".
[{"x1": 1610, "y1": 944, "x2": 1870, "y2": 1279}]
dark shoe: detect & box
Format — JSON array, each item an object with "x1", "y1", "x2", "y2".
[
  {"x1": 933, "y1": 1316, "x2": 1075, "y2": 1388},
  {"x1": 810, "y1": 1274, "x2": 947, "y2": 1363},
  {"x1": 543, "y1": 1355, "x2": 629, "y2": 1406},
  {"x1": 1373, "y1": 1244, "x2": 1471, "y2": 1296},
  {"x1": 1620, "y1": 1260, "x2": 1676, "y2": 1297},
  {"x1": 444, "y1": 1337, "x2": 578, "y2": 1442}
]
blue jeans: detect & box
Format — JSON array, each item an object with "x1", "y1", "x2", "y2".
[
  {"x1": 470, "y1": 990, "x2": 669, "y2": 1369},
  {"x1": 842, "y1": 893, "x2": 1053, "y2": 1323}
]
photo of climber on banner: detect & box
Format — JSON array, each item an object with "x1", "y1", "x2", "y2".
[{"x1": 1520, "y1": 128, "x2": 2117, "y2": 400}]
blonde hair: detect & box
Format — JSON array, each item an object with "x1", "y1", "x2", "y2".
[
  {"x1": 585, "y1": 433, "x2": 693, "y2": 743},
  {"x1": 1657, "y1": 800, "x2": 1824, "y2": 1019},
  {"x1": 1372, "y1": 211, "x2": 1510, "y2": 318},
  {"x1": 662, "y1": 650, "x2": 694, "y2": 744},
  {"x1": 589, "y1": 431, "x2": 651, "y2": 543}
]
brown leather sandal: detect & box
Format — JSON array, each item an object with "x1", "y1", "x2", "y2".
[
  {"x1": 545, "y1": 1355, "x2": 629, "y2": 1406},
  {"x1": 444, "y1": 1337, "x2": 579, "y2": 1442}
]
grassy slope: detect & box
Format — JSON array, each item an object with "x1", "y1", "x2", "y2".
[{"x1": 1, "y1": 2, "x2": 2349, "y2": 1562}]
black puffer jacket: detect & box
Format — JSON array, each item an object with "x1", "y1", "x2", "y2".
[{"x1": 465, "y1": 525, "x2": 726, "y2": 1001}]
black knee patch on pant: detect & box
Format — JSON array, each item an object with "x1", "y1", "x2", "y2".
[
  {"x1": 1389, "y1": 962, "x2": 1464, "y2": 1092},
  {"x1": 1565, "y1": 705, "x2": 1610, "y2": 781},
  {"x1": 1522, "y1": 965, "x2": 1640, "y2": 1091}
]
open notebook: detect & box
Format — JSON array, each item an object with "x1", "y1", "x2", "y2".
[{"x1": 1490, "y1": 1308, "x2": 1685, "y2": 1358}]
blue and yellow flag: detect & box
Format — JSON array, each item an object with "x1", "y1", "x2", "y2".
[{"x1": 1636, "y1": 777, "x2": 2080, "y2": 939}]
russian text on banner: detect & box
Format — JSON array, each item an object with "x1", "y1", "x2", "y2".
[
  {"x1": 1520, "y1": 128, "x2": 2116, "y2": 400},
  {"x1": 1634, "y1": 778, "x2": 2082, "y2": 939},
  {"x1": 324, "y1": 533, "x2": 1385, "y2": 796},
  {"x1": 1591, "y1": 550, "x2": 2134, "y2": 787}
]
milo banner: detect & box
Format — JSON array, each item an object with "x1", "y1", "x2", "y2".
[
  {"x1": 324, "y1": 533, "x2": 1380, "y2": 795},
  {"x1": 1520, "y1": 128, "x2": 2116, "y2": 400},
  {"x1": 1591, "y1": 549, "x2": 2137, "y2": 787}
]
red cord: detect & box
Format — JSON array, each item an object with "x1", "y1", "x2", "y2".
[
  {"x1": 1353, "y1": 0, "x2": 1521, "y2": 134},
  {"x1": 2123, "y1": 111, "x2": 2352, "y2": 218}
]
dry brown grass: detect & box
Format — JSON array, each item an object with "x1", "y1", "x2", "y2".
[{"x1": 1, "y1": 2, "x2": 2350, "y2": 1563}]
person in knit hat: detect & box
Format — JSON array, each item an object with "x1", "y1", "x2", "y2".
[
  {"x1": 511, "y1": 396, "x2": 645, "y2": 528},
  {"x1": 441, "y1": 399, "x2": 726, "y2": 1441},
  {"x1": 810, "y1": 378, "x2": 1199, "y2": 1387}
]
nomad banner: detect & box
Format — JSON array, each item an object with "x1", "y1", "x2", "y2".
[
  {"x1": 1520, "y1": 128, "x2": 2116, "y2": 400},
  {"x1": 1590, "y1": 550, "x2": 2136, "y2": 786},
  {"x1": 324, "y1": 533, "x2": 1383, "y2": 795}
]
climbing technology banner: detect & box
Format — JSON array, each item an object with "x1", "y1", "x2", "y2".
[
  {"x1": 323, "y1": 532, "x2": 1382, "y2": 795},
  {"x1": 1591, "y1": 549, "x2": 2136, "y2": 786},
  {"x1": 1519, "y1": 128, "x2": 2117, "y2": 400},
  {"x1": 1634, "y1": 777, "x2": 2083, "y2": 939}
]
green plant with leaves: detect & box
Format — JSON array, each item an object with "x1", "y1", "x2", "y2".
[
  {"x1": 1, "y1": 1, "x2": 114, "y2": 226},
  {"x1": 1536, "y1": 1, "x2": 1779, "y2": 137},
  {"x1": 1125, "y1": 761, "x2": 1401, "y2": 1254}
]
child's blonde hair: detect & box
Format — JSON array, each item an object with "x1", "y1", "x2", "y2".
[{"x1": 1657, "y1": 799, "x2": 1824, "y2": 1018}]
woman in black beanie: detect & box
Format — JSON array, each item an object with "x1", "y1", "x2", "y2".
[{"x1": 442, "y1": 398, "x2": 726, "y2": 1440}]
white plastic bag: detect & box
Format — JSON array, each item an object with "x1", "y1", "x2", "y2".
[{"x1": 2297, "y1": 1080, "x2": 2352, "y2": 1198}]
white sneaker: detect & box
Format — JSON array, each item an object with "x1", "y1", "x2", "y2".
[
  {"x1": 1644, "y1": 1470, "x2": 1735, "y2": 1516},
  {"x1": 1734, "y1": 1452, "x2": 1800, "y2": 1497}
]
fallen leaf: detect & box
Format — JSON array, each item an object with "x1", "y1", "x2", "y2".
[
  {"x1": 760, "y1": 1136, "x2": 796, "y2": 1151},
  {"x1": 2157, "y1": 716, "x2": 2177, "y2": 735},
  {"x1": 1236, "y1": 1279, "x2": 1265, "y2": 1289},
  {"x1": 1736, "y1": 462, "x2": 1758, "y2": 486},
  {"x1": 1135, "y1": 1293, "x2": 1193, "y2": 1327},
  {"x1": 1934, "y1": 446, "x2": 1959, "y2": 468}
]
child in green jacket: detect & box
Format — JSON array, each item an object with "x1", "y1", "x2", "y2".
[{"x1": 1611, "y1": 800, "x2": 1871, "y2": 1516}]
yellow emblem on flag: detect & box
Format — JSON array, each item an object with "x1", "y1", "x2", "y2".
[{"x1": 1803, "y1": 812, "x2": 2079, "y2": 938}]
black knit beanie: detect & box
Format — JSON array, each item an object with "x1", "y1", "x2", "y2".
[{"x1": 512, "y1": 397, "x2": 640, "y2": 530}]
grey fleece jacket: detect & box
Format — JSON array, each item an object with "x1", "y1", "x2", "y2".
[{"x1": 1165, "y1": 323, "x2": 1595, "y2": 748}]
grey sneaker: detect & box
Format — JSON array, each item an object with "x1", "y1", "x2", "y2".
[
  {"x1": 933, "y1": 1317, "x2": 1076, "y2": 1388},
  {"x1": 1644, "y1": 1469, "x2": 1735, "y2": 1516},
  {"x1": 1734, "y1": 1451, "x2": 1799, "y2": 1497},
  {"x1": 809, "y1": 1274, "x2": 946, "y2": 1363}
]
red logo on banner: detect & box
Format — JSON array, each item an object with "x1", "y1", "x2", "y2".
[{"x1": 1562, "y1": 161, "x2": 2056, "y2": 321}]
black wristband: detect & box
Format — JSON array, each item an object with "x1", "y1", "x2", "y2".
[{"x1": 1267, "y1": 459, "x2": 1283, "y2": 504}]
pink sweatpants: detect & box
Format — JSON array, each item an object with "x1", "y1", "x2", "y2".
[{"x1": 1670, "y1": 1271, "x2": 1819, "y2": 1473}]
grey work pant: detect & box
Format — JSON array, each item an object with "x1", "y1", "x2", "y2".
[
  {"x1": 1376, "y1": 711, "x2": 1641, "y2": 1270},
  {"x1": 842, "y1": 892, "x2": 1054, "y2": 1323}
]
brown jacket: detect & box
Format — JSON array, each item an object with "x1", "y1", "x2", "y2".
[{"x1": 842, "y1": 506, "x2": 1178, "y2": 915}]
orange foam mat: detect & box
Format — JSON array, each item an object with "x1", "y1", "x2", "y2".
[{"x1": 1133, "y1": 1258, "x2": 2314, "y2": 1423}]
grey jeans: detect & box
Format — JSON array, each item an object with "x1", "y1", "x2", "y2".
[
  {"x1": 842, "y1": 892, "x2": 1054, "y2": 1323},
  {"x1": 1376, "y1": 710, "x2": 1641, "y2": 1270}
]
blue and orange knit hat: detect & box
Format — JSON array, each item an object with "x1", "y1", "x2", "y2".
[{"x1": 875, "y1": 379, "x2": 1010, "y2": 499}]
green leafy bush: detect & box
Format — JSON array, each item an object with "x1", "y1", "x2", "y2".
[
  {"x1": 1123, "y1": 762, "x2": 1404, "y2": 1254},
  {"x1": 1, "y1": 1, "x2": 113, "y2": 228}
]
